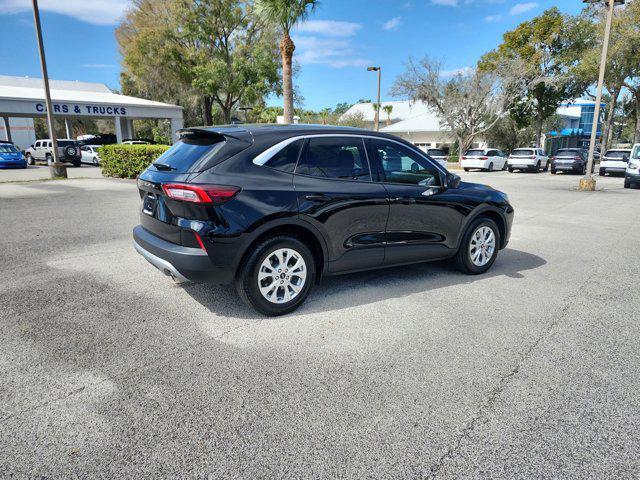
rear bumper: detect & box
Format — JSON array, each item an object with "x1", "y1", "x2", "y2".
[
  {"x1": 626, "y1": 172, "x2": 640, "y2": 186},
  {"x1": 133, "y1": 225, "x2": 235, "y2": 284}
]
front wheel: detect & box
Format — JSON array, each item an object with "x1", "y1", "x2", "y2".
[
  {"x1": 93, "y1": 157, "x2": 99, "y2": 166},
  {"x1": 235, "y1": 236, "x2": 316, "y2": 316},
  {"x1": 453, "y1": 218, "x2": 500, "y2": 275},
  {"x1": 25, "y1": 153, "x2": 34, "y2": 165}
]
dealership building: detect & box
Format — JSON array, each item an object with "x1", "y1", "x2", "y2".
[{"x1": 0, "y1": 75, "x2": 184, "y2": 150}]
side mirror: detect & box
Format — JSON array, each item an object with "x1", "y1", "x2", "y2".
[{"x1": 448, "y1": 172, "x2": 461, "y2": 189}]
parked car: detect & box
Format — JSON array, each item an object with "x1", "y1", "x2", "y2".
[
  {"x1": 122, "y1": 140, "x2": 150, "y2": 145},
  {"x1": 133, "y1": 125, "x2": 514, "y2": 316},
  {"x1": 624, "y1": 143, "x2": 640, "y2": 189},
  {"x1": 507, "y1": 148, "x2": 549, "y2": 173},
  {"x1": 425, "y1": 148, "x2": 449, "y2": 169},
  {"x1": 0, "y1": 142, "x2": 27, "y2": 169},
  {"x1": 460, "y1": 148, "x2": 508, "y2": 172},
  {"x1": 25, "y1": 139, "x2": 82, "y2": 167},
  {"x1": 599, "y1": 148, "x2": 632, "y2": 176},
  {"x1": 550, "y1": 148, "x2": 589, "y2": 175},
  {"x1": 80, "y1": 145, "x2": 102, "y2": 166}
]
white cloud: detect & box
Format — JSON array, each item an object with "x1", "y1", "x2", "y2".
[
  {"x1": 0, "y1": 0, "x2": 130, "y2": 25},
  {"x1": 484, "y1": 14, "x2": 503, "y2": 22},
  {"x1": 509, "y1": 2, "x2": 538, "y2": 16},
  {"x1": 383, "y1": 16, "x2": 402, "y2": 31},
  {"x1": 441, "y1": 66, "x2": 474, "y2": 78},
  {"x1": 295, "y1": 20, "x2": 361, "y2": 37},
  {"x1": 294, "y1": 36, "x2": 370, "y2": 68},
  {"x1": 431, "y1": 0, "x2": 458, "y2": 6}
]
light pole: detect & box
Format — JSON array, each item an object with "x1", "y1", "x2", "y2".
[
  {"x1": 367, "y1": 66, "x2": 381, "y2": 131},
  {"x1": 579, "y1": 0, "x2": 624, "y2": 191},
  {"x1": 31, "y1": 0, "x2": 66, "y2": 178}
]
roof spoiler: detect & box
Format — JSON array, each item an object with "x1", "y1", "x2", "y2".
[{"x1": 177, "y1": 128, "x2": 248, "y2": 143}]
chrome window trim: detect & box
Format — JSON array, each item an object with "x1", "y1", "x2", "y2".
[{"x1": 252, "y1": 133, "x2": 447, "y2": 177}]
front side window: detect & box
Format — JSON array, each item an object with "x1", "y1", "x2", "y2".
[
  {"x1": 372, "y1": 140, "x2": 441, "y2": 187},
  {"x1": 297, "y1": 137, "x2": 371, "y2": 181}
]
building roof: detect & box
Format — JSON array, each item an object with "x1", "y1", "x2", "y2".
[
  {"x1": 380, "y1": 112, "x2": 444, "y2": 133},
  {"x1": 0, "y1": 75, "x2": 182, "y2": 110},
  {"x1": 340, "y1": 100, "x2": 432, "y2": 123}
]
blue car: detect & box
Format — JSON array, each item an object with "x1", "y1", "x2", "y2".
[{"x1": 0, "y1": 142, "x2": 27, "y2": 169}]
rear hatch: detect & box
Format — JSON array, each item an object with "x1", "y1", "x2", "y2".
[{"x1": 137, "y1": 127, "x2": 253, "y2": 246}]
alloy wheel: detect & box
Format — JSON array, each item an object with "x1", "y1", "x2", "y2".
[
  {"x1": 257, "y1": 248, "x2": 307, "y2": 304},
  {"x1": 469, "y1": 226, "x2": 496, "y2": 267}
]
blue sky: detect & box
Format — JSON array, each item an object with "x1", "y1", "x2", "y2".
[{"x1": 0, "y1": 0, "x2": 582, "y2": 111}]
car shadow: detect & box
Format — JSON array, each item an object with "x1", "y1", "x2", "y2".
[{"x1": 182, "y1": 248, "x2": 547, "y2": 319}]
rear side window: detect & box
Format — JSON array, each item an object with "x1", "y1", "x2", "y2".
[
  {"x1": 265, "y1": 139, "x2": 303, "y2": 173},
  {"x1": 297, "y1": 137, "x2": 371, "y2": 181}
]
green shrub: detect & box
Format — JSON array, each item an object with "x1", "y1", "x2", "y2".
[{"x1": 99, "y1": 144, "x2": 171, "y2": 179}]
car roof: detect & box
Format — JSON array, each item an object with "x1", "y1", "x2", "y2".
[{"x1": 605, "y1": 149, "x2": 631, "y2": 152}]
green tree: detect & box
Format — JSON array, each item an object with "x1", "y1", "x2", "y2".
[
  {"x1": 117, "y1": 0, "x2": 281, "y2": 125},
  {"x1": 255, "y1": 0, "x2": 319, "y2": 124},
  {"x1": 480, "y1": 8, "x2": 584, "y2": 147},
  {"x1": 382, "y1": 104, "x2": 394, "y2": 126},
  {"x1": 333, "y1": 102, "x2": 353, "y2": 116}
]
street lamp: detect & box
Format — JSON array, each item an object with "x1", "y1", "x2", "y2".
[
  {"x1": 31, "y1": 0, "x2": 66, "y2": 178},
  {"x1": 238, "y1": 107, "x2": 253, "y2": 123},
  {"x1": 367, "y1": 66, "x2": 381, "y2": 132},
  {"x1": 579, "y1": 0, "x2": 625, "y2": 191}
]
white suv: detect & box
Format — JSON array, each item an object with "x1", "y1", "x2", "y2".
[
  {"x1": 507, "y1": 148, "x2": 549, "y2": 173},
  {"x1": 425, "y1": 148, "x2": 449, "y2": 169},
  {"x1": 461, "y1": 148, "x2": 507, "y2": 172},
  {"x1": 624, "y1": 144, "x2": 640, "y2": 189},
  {"x1": 599, "y1": 148, "x2": 632, "y2": 176}
]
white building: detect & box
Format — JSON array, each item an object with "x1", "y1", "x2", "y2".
[
  {"x1": 340, "y1": 100, "x2": 485, "y2": 152},
  {"x1": 0, "y1": 75, "x2": 184, "y2": 150}
]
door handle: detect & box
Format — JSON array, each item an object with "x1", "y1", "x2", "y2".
[
  {"x1": 391, "y1": 197, "x2": 416, "y2": 204},
  {"x1": 305, "y1": 194, "x2": 331, "y2": 202}
]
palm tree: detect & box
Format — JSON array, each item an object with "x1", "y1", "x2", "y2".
[
  {"x1": 382, "y1": 104, "x2": 394, "y2": 126},
  {"x1": 255, "y1": 0, "x2": 319, "y2": 124}
]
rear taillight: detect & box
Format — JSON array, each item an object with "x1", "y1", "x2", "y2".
[
  {"x1": 551, "y1": 156, "x2": 556, "y2": 160},
  {"x1": 461, "y1": 156, "x2": 466, "y2": 160},
  {"x1": 529, "y1": 155, "x2": 536, "y2": 159},
  {"x1": 574, "y1": 156, "x2": 581, "y2": 161},
  {"x1": 162, "y1": 183, "x2": 240, "y2": 204},
  {"x1": 480, "y1": 156, "x2": 488, "y2": 160}
]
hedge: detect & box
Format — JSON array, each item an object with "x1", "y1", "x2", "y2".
[{"x1": 99, "y1": 144, "x2": 171, "y2": 179}]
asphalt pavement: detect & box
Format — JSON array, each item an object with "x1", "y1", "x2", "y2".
[{"x1": 1, "y1": 171, "x2": 639, "y2": 478}]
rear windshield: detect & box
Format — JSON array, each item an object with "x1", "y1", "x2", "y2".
[
  {"x1": 556, "y1": 149, "x2": 581, "y2": 156},
  {"x1": 153, "y1": 138, "x2": 225, "y2": 173},
  {"x1": 464, "y1": 149, "x2": 485, "y2": 156},
  {"x1": 57, "y1": 140, "x2": 76, "y2": 147},
  {"x1": 0, "y1": 144, "x2": 19, "y2": 153},
  {"x1": 604, "y1": 150, "x2": 630, "y2": 159},
  {"x1": 512, "y1": 149, "x2": 535, "y2": 156},
  {"x1": 428, "y1": 149, "x2": 446, "y2": 156}
]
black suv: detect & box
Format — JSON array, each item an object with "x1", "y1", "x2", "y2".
[{"x1": 133, "y1": 125, "x2": 514, "y2": 315}]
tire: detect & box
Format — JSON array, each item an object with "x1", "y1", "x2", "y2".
[
  {"x1": 534, "y1": 160, "x2": 541, "y2": 173},
  {"x1": 599, "y1": 168, "x2": 606, "y2": 176},
  {"x1": 25, "y1": 153, "x2": 34, "y2": 165},
  {"x1": 551, "y1": 169, "x2": 557, "y2": 175},
  {"x1": 93, "y1": 157, "x2": 99, "y2": 167},
  {"x1": 624, "y1": 178, "x2": 630, "y2": 189},
  {"x1": 543, "y1": 161, "x2": 549, "y2": 172},
  {"x1": 464, "y1": 168, "x2": 470, "y2": 172},
  {"x1": 487, "y1": 162, "x2": 494, "y2": 172},
  {"x1": 502, "y1": 161, "x2": 508, "y2": 171},
  {"x1": 235, "y1": 235, "x2": 316, "y2": 316},
  {"x1": 46, "y1": 154, "x2": 52, "y2": 166},
  {"x1": 508, "y1": 167, "x2": 514, "y2": 173},
  {"x1": 453, "y1": 217, "x2": 501, "y2": 275}
]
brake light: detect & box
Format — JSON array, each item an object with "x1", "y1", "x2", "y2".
[
  {"x1": 551, "y1": 156, "x2": 556, "y2": 160},
  {"x1": 480, "y1": 156, "x2": 488, "y2": 160},
  {"x1": 461, "y1": 156, "x2": 466, "y2": 160},
  {"x1": 162, "y1": 183, "x2": 240, "y2": 204},
  {"x1": 574, "y1": 156, "x2": 581, "y2": 160},
  {"x1": 529, "y1": 155, "x2": 536, "y2": 159}
]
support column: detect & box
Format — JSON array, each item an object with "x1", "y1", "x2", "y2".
[
  {"x1": 2, "y1": 117, "x2": 11, "y2": 142},
  {"x1": 125, "y1": 118, "x2": 134, "y2": 140},
  {"x1": 114, "y1": 116, "x2": 123, "y2": 143},
  {"x1": 64, "y1": 118, "x2": 73, "y2": 139},
  {"x1": 170, "y1": 117, "x2": 184, "y2": 143}
]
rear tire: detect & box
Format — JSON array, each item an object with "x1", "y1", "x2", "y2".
[
  {"x1": 235, "y1": 235, "x2": 316, "y2": 316},
  {"x1": 508, "y1": 167, "x2": 514, "y2": 173},
  {"x1": 454, "y1": 217, "x2": 501, "y2": 275},
  {"x1": 25, "y1": 153, "x2": 34, "y2": 165},
  {"x1": 551, "y1": 168, "x2": 557, "y2": 175},
  {"x1": 46, "y1": 154, "x2": 52, "y2": 166},
  {"x1": 624, "y1": 178, "x2": 630, "y2": 188},
  {"x1": 464, "y1": 168, "x2": 470, "y2": 172},
  {"x1": 543, "y1": 162, "x2": 549, "y2": 172},
  {"x1": 599, "y1": 168, "x2": 606, "y2": 176},
  {"x1": 487, "y1": 162, "x2": 494, "y2": 172},
  {"x1": 534, "y1": 160, "x2": 541, "y2": 173}
]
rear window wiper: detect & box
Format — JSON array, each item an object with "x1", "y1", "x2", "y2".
[{"x1": 153, "y1": 162, "x2": 176, "y2": 171}]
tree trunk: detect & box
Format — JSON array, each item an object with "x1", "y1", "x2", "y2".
[
  {"x1": 600, "y1": 86, "x2": 621, "y2": 153},
  {"x1": 635, "y1": 97, "x2": 640, "y2": 144},
  {"x1": 536, "y1": 117, "x2": 543, "y2": 149},
  {"x1": 203, "y1": 96, "x2": 213, "y2": 126},
  {"x1": 280, "y1": 32, "x2": 295, "y2": 124}
]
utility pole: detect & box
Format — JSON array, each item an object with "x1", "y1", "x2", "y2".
[
  {"x1": 32, "y1": 0, "x2": 66, "y2": 178},
  {"x1": 579, "y1": 0, "x2": 624, "y2": 191},
  {"x1": 367, "y1": 66, "x2": 381, "y2": 131}
]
